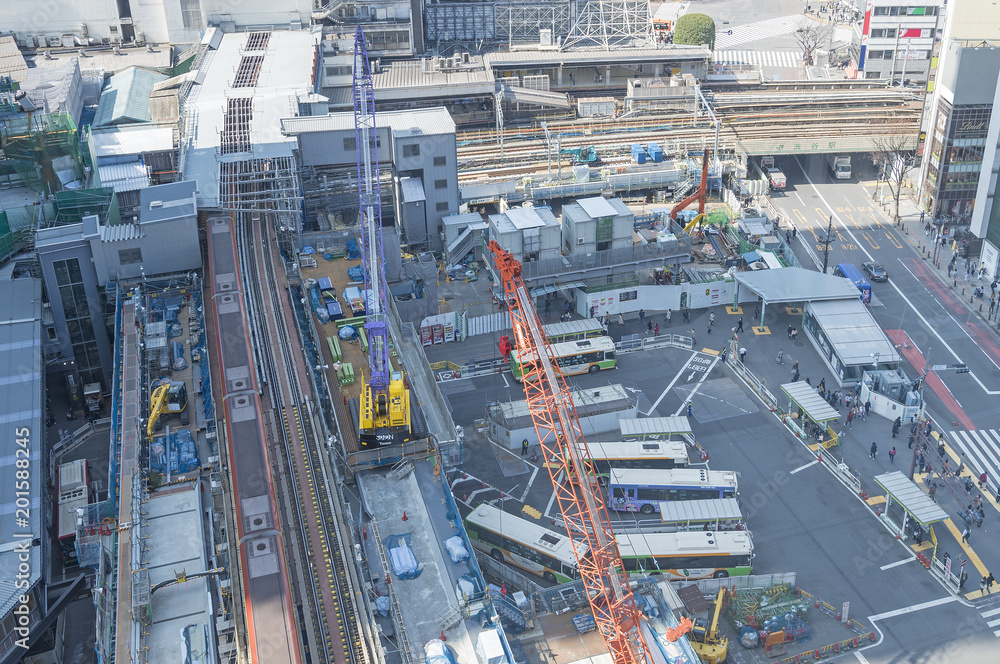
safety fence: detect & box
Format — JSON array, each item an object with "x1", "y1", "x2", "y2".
[
  {"x1": 776, "y1": 588, "x2": 875, "y2": 664},
  {"x1": 107, "y1": 281, "x2": 124, "y2": 506}
]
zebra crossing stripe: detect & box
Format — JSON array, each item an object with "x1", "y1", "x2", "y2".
[
  {"x1": 982, "y1": 607, "x2": 1000, "y2": 618},
  {"x1": 950, "y1": 430, "x2": 1000, "y2": 482}
]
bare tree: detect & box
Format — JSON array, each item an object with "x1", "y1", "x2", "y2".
[
  {"x1": 794, "y1": 23, "x2": 833, "y2": 66},
  {"x1": 868, "y1": 133, "x2": 916, "y2": 223}
]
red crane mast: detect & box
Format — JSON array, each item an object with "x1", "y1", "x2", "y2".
[{"x1": 488, "y1": 241, "x2": 650, "y2": 664}]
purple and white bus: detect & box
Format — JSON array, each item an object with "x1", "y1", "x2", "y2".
[{"x1": 608, "y1": 468, "x2": 738, "y2": 515}]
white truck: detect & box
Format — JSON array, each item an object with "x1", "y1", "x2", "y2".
[
  {"x1": 759, "y1": 156, "x2": 786, "y2": 191},
  {"x1": 828, "y1": 154, "x2": 852, "y2": 179}
]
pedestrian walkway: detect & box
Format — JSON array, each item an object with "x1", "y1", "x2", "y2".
[
  {"x1": 978, "y1": 605, "x2": 1000, "y2": 636},
  {"x1": 949, "y1": 429, "x2": 1000, "y2": 495},
  {"x1": 713, "y1": 50, "x2": 801, "y2": 68},
  {"x1": 714, "y1": 15, "x2": 808, "y2": 49}
]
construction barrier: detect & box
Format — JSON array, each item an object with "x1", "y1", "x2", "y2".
[{"x1": 777, "y1": 632, "x2": 877, "y2": 664}]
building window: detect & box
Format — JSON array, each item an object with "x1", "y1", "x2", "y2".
[
  {"x1": 344, "y1": 137, "x2": 356, "y2": 151},
  {"x1": 436, "y1": 201, "x2": 450, "y2": 212},
  {"x1": 51, "y1": 257, "x2": 104, "y2": 387},
  {"x1": 434, "y1": 179, "x2": 448, "y2": 190},
  {"x1": 119, "y1": 248, "x2": 143, "y2": 265},
  {"x1": 325, "y1": 66, "x2": 352, "y2": 77},
  {"x1": 179, "y1": 0, "x2": 203, "y2": 29},
  {"x1": 434, "y1": 156, "x2": 447, "y2": 166},
  {"x1": 403, "y1": 144, "x2": 420, "y2": 158},
  {"x1": 47, "y1": 327, "x2": 57, "y2": 341}
]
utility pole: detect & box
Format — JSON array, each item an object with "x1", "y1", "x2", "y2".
[{"x1": 822, "y1": 215, "x2": 834, "y2": 274}]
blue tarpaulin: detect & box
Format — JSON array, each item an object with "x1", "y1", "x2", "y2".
[
  {"x1": 384, "y1": 533, "x2": 422, "y2": 580},
  {"x1": 742, "y1": 251, "x2": 761, "y2": 263}
]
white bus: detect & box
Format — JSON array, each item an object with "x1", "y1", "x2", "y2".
[
  {"x1": 510, "y1": 336, "x2": 617, "y2": 381},
  {"x1": 465, "y1": 503, "x2": 587, "y2": 584},
  {"x1": 585, "y1": 440, "x2": 689, "y2": 484},
  {"x1": 608, "y1": 468, "x2": 739, "y2": 514},
  {"x1": 616, "y1": 530, "x2": 754, "y2": 579}
]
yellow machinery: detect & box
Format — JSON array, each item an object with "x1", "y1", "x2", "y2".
[
  {"x1": 147, "y1": 378, "x2": 189, "y2": 437},
  {"x1": 691, "y1": 588, "x2": 729, "y2": 664},
  {"x1": 683, "y1": 212, "x2": 708, "y2": 235},
  {"x1": 358, "y1": 370, "x2": 410, "y2": 447}
]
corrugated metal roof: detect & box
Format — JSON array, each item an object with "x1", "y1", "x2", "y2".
[
  {"x1": 619, "y1": 416, "x2": 692, "y2": 438},
  {"x1": 100, "y1": 222, "x2": 144, "y2": 242},
  {"x1": 657, "y1": 498, "x2": 742, "y2": 525},
  {"x1": 873, "y1": 471, "x2": 949, "y2": 525},
  {"x1": 806, "y1": 299, "x2": 901, "y2": 365},
  {"x1": 281, "y1": 107, "x2": 456, "y2": 137},
  {"x1": 373, "y1": 58, "x2": 494, "y2": 98},
  {"x1": 485, "y1": 46, "x2": 710, "y2": 67},
  {"x1": 94, "y1": 66, "x2": 169, "y2": 126},
  {"x1": 734, "y1": 267, "x2": 860, "y2": 303},
  {"x1": 91, "y1": 126, "x2": 174, "y2": 157},
  {"x1": 98, "y1": 161, "x2": 150, "y2": 193},
  {"x1": 780, "y1": 381, "x2": 840, "y2": 422},
  {"x1": 0, "y1": 278, "x2": 44, "y2": 615},
  {"x1": 400, "y1": 177, "x2": 425, "y2": 203},
  {"x1": 0, "y1": 35, "x2": 28, "y2": 81},
  {"x1": 578, "y1": 196, "x2": 618, "y2": 219}
]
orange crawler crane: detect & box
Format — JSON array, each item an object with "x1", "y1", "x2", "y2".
[{"x1": 489, "y1": 240, "x2": 651, "y2": 664}]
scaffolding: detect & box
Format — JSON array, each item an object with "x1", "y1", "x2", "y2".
[
  {"x1": 54, "y1": 186, "x2": 121, "y2": 227},
  {"x1": 217, "y1": 155, "x2": 303, "y2": 227},
  {"x1": 563, "y1": 0, "x2": 654, "y2": 49},
  {"x1": 496, "y1": 1, "x2": 573, "y2": 44},
  {"x1": 0, "y1": 111, "x2": 84, "y2": 194}
]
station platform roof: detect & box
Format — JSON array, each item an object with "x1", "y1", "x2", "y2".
[
  {"x1": 373, "y1": 57, "x2": 495, "y2": 101},
  {"x1": 807, "y1": 299, "x2": 902, "y2": 366},
  {"x1": 734, "y1": 267, "x2": 860, "y2": 304},
  {"x1": 484, "y1": 45, "x2": 710, "y2": 69},
  {"x1": 873, "y1": 471, "x2": 949, "y2": 525}
]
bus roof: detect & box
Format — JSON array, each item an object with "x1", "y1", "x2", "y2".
[
  {"x1": 466, "y1": 503, "x2": 588, "y2": 561},
  {"x1": 658, "y1": 498, "x2": 742, "y2": 524},
  {"x1": 609, "y1": 467, "x2": 738, "y2": 488},
  {"x1": 58, "y1": 459, "x2": 88, "y2": 497},
  {"x1": 586, "y1": 440, "x2": 688, "y2": 461},
  {"x1": 616, "y1": 530, "x2": 752, "y2": 558},
  {"x1": 619, "y1": 416, "x2": 693, "y2": 438},
  {"x1": 543, "y1": 319, "x2": 606, "y2": 339},
  {"x1": 513, "y1": 335, "x2": 616, "y2": 361}
]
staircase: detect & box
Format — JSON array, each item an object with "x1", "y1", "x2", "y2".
[
  {"x1": 434, "y1": 604, "x2": 465, "y2": 631},
  {"x1": 490, "y1": 589, "x2": 529, "y2": 633},
  {"x1": 447, "y1": 225, "x2": 479, "y2": 265},
  {"x1": 672, "y1": 178, "x2": 694, "y2": 202},
  {"x1": 387, "y1": 459, "x2": 413, "y2": 481}
]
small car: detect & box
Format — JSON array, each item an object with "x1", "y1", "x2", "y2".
[{"x1": 862, "y1": 261, "x2": 888, "y2": 282}]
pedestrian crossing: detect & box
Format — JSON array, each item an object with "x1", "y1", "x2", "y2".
[
  {"x1": 713, "y1": 50, "x2": 802, "y2": 69},
  {"x1": 714, "y1": 15, "x2": 809, "y2": 50},
  {"x1": 949, "y1": 429, "x2": 1000, "y2": 494},
  {"x1": 979, "y1": 605, "x2": 1000, "y2": 637}
]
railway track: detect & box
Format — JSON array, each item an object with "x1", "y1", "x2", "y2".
[{"x1": 237, "y1": 214, "x2": 363, "y2": 664}]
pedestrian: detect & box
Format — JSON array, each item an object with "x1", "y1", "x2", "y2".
[
  {"x1": 889, "y1": 447, "x2": 896, "y2": 463},
  {"x1": 786, "y1": 230, "x2": 791, "y2": 243},
  {"x1": 792, "y1": 360, "x2": 799, "y2": 373},
  {"x1": 721, "y1": 347, "x2": 728, "y2": 362},
  {"x1": 981, "y1": 577, "x2": 988, "y2": 595},
  {"x1": 791, "y1": 370, "x2": 800, "y2": 382},
  {"x1": 892, "y1": 416, "x2": 901, "y2": 438},
  {"x1": 929, "y1": 483, "x2": 937, "y2": 502},
  {"x1": 736, "y1": 317, "x2": 744, "y2": 333},
  {"x1": 988, "y1": 572, "x2": 996, "y2": 594},
  {"x1": 647, "y1": 320, "x2": 653, "y2": 332},
  {"x1": 776, "y1": 348, "x2": 784, "y2": 364},
  {"x1": 981, "y1": 472, "x2": 988, "y2": 489},
  {"x1": 962, "y1": 526, "x2": 970, "y2": 544},
  {"x1": 654, "y1": 323, "x2": 659, "y2": 335},
  {"x1": 666, "y1": 309, "x2": 672, "y2": 323},
  {"x1": 961, "y1": 569, "x2": 969, "y2": 589},
  {"x1": 908, "y1": 431, "x2": 915, "y2": 449},
  {"x1": 618, "y1": 313, "x2": 624, "y2": 326},
  {"x1": 683, "y1": 308, "x2": 690, "y2": 322},
  {"x1": 707, "y1": 317, "x2": 713, "y2": 334},
  {"x1": 739, "y1": 346, "x2": 747, "y2": 363},
  {"x1": 913, "y1": 524, "x2": 923, "y2": 545},
  {"x1": 787, "y1": 324, "x2": 794, "y2": 339},
  {"x1": 639, "y1": 308, "x2": 646, "y2": 324},
  {"x1": 846, "y1": 409, "x2": 854, "y2": 428},
  {"x1": 522, "y1": 438, "x2": 529, "y2": 456},
  {"x1": 754, "y1": 305, "x2": 760, "y2": 321},
  {"x1": 689, "y1": 329, "x2": 697, "y2": 345},
  {"x1": 870, "y1": 442, "x2": 878, "y2": 460},
  {"x1": 792, "y1": 227, "x2": 797, "y2": 240},
  {"x1": 864, "y1": 399, "x2": 871, "y2": 416},
  {"x1": 687, "y1": 401, "x2": 693, "y2": 417}
]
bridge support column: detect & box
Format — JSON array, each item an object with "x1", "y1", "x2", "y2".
[{"x1": 557, "y1": 65, "x2": 563, "y2": 86}]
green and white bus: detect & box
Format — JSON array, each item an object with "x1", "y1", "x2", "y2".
[
  {"x1": 585, "y1": 440, "x2": 689, "y2": 484},
  {"x1": 465, "y1": 503, "x2": 586, "y2": 584},
  {"x1": 616, "y1": 530, "x2": 753, "y2": 579},
  {"x1": 543, "y1": 319, "x2": 607, "y2": 344},
  {"x1": 510, "y1": 336, "x2": 617, "y2": 381}
]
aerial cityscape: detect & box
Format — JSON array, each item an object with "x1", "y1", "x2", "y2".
[{"x1": 4, "y1": 1, "x2": 1000, "y2": 664}]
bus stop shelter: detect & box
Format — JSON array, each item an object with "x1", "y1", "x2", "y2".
[
  {"x1": 733, "y1": 267, "x2": 860, "y2": 330},
  {"x1": 873, "y1": 471, "x2": 949, "y2": 555},
  {"x1": 619, "y1": 416, "x2": 692, "y2": 440},
  {"x1": 657, "y1": 498, "x2": 742, "y2": 530},
  {"x1": 781, "y1": 381, "x2": 842, "y2": 448}
]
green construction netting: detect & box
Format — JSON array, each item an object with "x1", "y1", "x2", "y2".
[
  {"x1": 55, "y1": 187, "x2": 120, "y2": 226},
  {"x1": 0, "y1": 112, "x2": 83, "y2": 194}
]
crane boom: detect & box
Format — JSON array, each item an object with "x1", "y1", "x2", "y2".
[
  {"x1": 353, "y1": 27, "x2": 410, "y2": 447},
  {"x1": 489, "y1": 241, "x2": 649, "y2": 664}
]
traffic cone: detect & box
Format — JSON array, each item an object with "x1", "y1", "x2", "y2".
[
  {"x1": 818, "y1": 452, "x2": 822, "y2": 463},
  {"x1": 402, "y1": 510, "x2": 408, "y2": 521},
  {"x1": 440, "y1": 630, "x2": 447, "y2": 642}
]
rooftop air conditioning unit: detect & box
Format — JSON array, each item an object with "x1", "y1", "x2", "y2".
[{"x1": 149, "y1": 200, "x2": 163, "y2": 208}]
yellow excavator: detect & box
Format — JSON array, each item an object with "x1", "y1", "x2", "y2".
[
  {"x1": 690, "y1": 588, "x2": 729, "y2": 664},
  {"x1": 147, "y1": 378, "x2": 189, "y2": 437}
]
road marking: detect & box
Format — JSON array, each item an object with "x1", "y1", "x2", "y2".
[
  {"x1": 942, "y1": 517, "x2": 990, "y2": 575},
  {"x1": 868, "y1": 595, "x2": 957, "y2": 621},
  {"x1": 988, "y1": 618, "x2": 1000, "y2": 627},
  {"x1": 981, "y1": 607, "x2": 1000, "y2": 618},
  {"x1": 671, "y1": 357, "x2": 720, "y2": 417},
  {"x1": 854, "y1": 651, "x2": 871, "y2": 664},
  {"x1": 879, "y1": 557, "x2": 916, "y2": 571},
  {"x1": 650, "y1": 353, "x2": 698, "y2": 413},
  {"x1": 794, "y1": 157, "x2": 1000, "y2": 397},
  {"x1": 790, "y1": 460, "x2": 818, "y2": 474}
]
